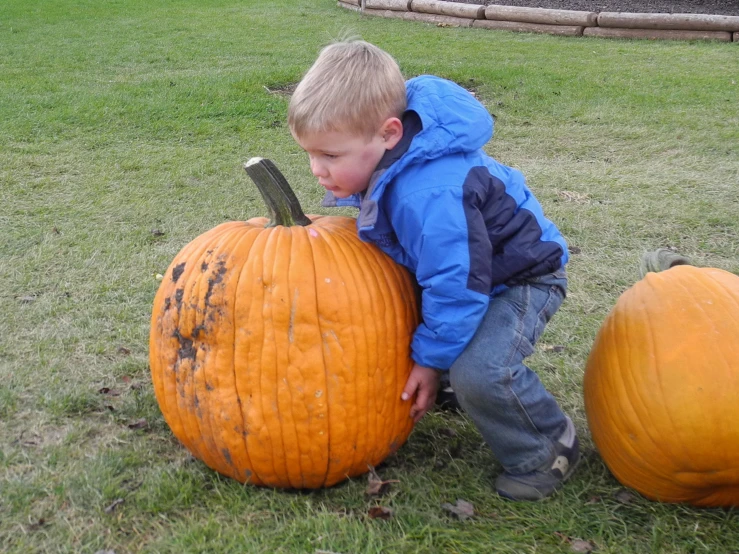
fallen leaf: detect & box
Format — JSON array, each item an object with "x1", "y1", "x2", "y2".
[
  {"x1": 366, "y1": 466, "x2": 399, "y2": 497},
  {"x1": 615, "y1": 488, "x2": 637, "y2": 504},
  {"x1": 127, "y1": 419, "x2": 148, "y2": 430},
  {"x1": 151, "y1": 229, "x2": 165, "y2": 237},
  {"x1": 117, "y1": 347, "x2": 131, "y2": 356},
  {"x1": 28, "y1": 518, "x2": 46, "y2": 531},
  {"x1": 98, "y1": 387, "x2": 122, "y2": 397},
  {"x1": 367, "y1": 506, "x2": 393, "y2": 520},
  {"x1": 104, "y1": 498, "x2": 124, "y2": 513},
  {"x1": 571, "y1": 539, "x2": 595, "y2": 553},
  {"x1": 540, "y1": 344, "x2": 566, "y2": 353},
  {"x1": 441, "y1": 499, "x2": 475, "y2": 520}
]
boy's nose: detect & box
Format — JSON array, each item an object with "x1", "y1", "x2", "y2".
[{"x1": 309, "y1": 157, "x2": 328, "y2": 178}]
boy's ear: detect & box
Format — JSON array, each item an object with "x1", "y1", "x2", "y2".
[{"x1": 380, "y1": 117, "x2": 403, "y2": 150}]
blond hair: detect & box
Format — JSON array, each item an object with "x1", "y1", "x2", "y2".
[{"x1": 288, "y1": 40, "x2": 407, "y2": 139}]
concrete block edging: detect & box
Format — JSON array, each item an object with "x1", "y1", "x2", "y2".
[{"x1": 337, "y1": 0, "x2": 739, "y2": 41}]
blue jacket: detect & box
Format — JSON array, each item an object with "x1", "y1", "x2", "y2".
[{"x1": 323, "y1": 75, "x2": 568, "y2": 370}]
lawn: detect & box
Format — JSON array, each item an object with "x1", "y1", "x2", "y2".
[{"x1": 1, "y1": 0, "x2": 738, "y2": 552}]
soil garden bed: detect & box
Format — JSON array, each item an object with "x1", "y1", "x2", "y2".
[
  {"x1": 341, "y1": 0, "x2": 739, "y2": 41},
  {"x1": 465, "y1": 0, "x2": 739, "y2": 17}
]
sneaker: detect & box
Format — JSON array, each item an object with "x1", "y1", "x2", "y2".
[
  {"x1": 435, "y1": 375, "x2": 462, "y2": 412},
  {"x1": 495, "y1": 417, "x2": 580, "y2": 501}
]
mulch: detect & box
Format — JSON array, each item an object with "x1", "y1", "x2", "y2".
[{"x1": 448, "y1": 0, "x2": 739, "y2": 16}]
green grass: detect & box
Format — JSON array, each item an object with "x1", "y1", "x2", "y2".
[{"x1": 1, "y1": 0, "x2": 738, "y2": 552}]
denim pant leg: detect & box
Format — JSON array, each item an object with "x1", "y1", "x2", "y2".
[{"x1": 449, "y1": 270, "x2": 569, "y2": 475}]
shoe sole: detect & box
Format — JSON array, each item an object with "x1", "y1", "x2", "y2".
[{"x1": 496, "y1": 450, "x2": 581, "y2": 501}]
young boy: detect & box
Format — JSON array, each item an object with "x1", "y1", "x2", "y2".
[{"x1": 288, "y1": 40, "x2": 578, "y2": 501}]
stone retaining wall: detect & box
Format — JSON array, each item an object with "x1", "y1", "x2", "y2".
[{"x1": 337, "y1": 0, "x2": 739, "y2": 41}]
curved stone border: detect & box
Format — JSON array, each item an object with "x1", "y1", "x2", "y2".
[{"x1": 338, "y1": 0, "x2": 739, "y2": 42}]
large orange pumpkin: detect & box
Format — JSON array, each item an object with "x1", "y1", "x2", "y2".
[
  {"x1": 149, "y1": 158, "x2": 418, "y2": 488},
  {"x1": 584, "y1": 250, "x2": 739, "y2": 507}
]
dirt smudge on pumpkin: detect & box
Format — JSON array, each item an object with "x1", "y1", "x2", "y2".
[
  {"x1": 173, "y1": 329, "x2": 196, "y2": 361},
  {"x1": 171, "y1": 262, "x2": 186, "y2": 283},
  {"x1": 221, "y1": 448, "x2": 233, "y2": 466},
  {"x1": 192, "y1": 324, "x2": 206, "y2": 339},
  {"x1": 204, "y1": 257, "x2": 228, "y2": 308},
  {"x1": 174, "y1": 288, "x2": 184, "y2": 308}
]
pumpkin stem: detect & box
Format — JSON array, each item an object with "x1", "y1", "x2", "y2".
[
  {"x1": 639, "y1": 248, "x2": 692, "y2": 278},
  {"x1": 244, "y1": 157, "x2": 312, "y2": 227}
]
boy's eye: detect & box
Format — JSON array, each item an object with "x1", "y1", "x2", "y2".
[{"x1": 324, "y1": 153, "x2": 338, "y2": 159}]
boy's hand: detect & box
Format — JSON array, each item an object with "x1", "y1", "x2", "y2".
[{"x1": 401, "y1": 364, "x2": 441, "y2": 423}]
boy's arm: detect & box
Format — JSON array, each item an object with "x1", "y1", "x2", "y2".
[{"x1": 393, "y1": 187, "x2": 493, "y2": 371}]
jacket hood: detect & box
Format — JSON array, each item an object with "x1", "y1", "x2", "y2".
[{"x1": 403, "y1": 75, "x2": 494, "y2": 164}]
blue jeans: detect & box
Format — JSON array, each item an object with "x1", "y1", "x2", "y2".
[{"x1": 449, "y1": 269, "x2": 569, "y2": 474}]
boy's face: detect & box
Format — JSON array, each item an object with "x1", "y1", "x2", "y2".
[{"x1": 293, "y1": 120, "x2": 402, "y2": 199}]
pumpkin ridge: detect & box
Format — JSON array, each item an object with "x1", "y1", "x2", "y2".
[
  {"x1": 311, "y1": 223, "x2": 365, "y2": 483},
  {"x1": 225, "y1": 225, "x2": 264, "y2": 483},
  {"x1": 330, "y1": 228, "x2": 375, "y2": 476},
  {"x1": 327, "y1": 222, "x2": 412, "y2": 466},
  {"x1": 608, "y1": 293, "x2": 669, "y2": 492},
  {"x1": 179, "y1": 241, "x2": 225, "y2": 473},
  {"x1": 246, "y1": 228, "x2": 280, "y2": 485},
  {"x1": 286, "y1": 227, "x2": 317, "y2": 487},
  {"x1": 359, "y1": 234, "x2": 388, "y2": 462},
  {"x1": 194, "y1": 229, "x2": 249, "y2": 478},
  {"x1": 301, "y1": 223, "x2": 338, "y2": 487},
  {"x1": 269, "y1": 228, "x2": 300, "y2": 487},
  {"x1": 283, "y1": 226, "x2": 329, "y2": 488},
  {"x1": 367, "y1": 230, "x2": 416, "y2": 443},
  {"x1": 262, "y1": 228, "x2": 294, "y2": 486},
  {"x1": 327, "y1": 221, "x2": 416, "y2": 447},
  {"x1": 210, "y1": 227, "x2": 268, "y2": 480},
  {"x1": 631, "y1": 281, "x2": 689, "y2": 481},
  {"x1": 176, "y1": 236, "x2": 232, "y2": 472},
  {"x1": 327, "y1": 222, "x2": 389, "y2": 457},
  {"x1": 289, "y1": 225, "x2": 332, "y2": 487},
  {"x1": 236, "y1": 225, "x2": 277, "y2": 486},
  {"x1": 339, "y1": 229, "x2": 382, "y2": 463},
  {"x1": 640, "y1": 277, "x2": 696, "y2": 475}
]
